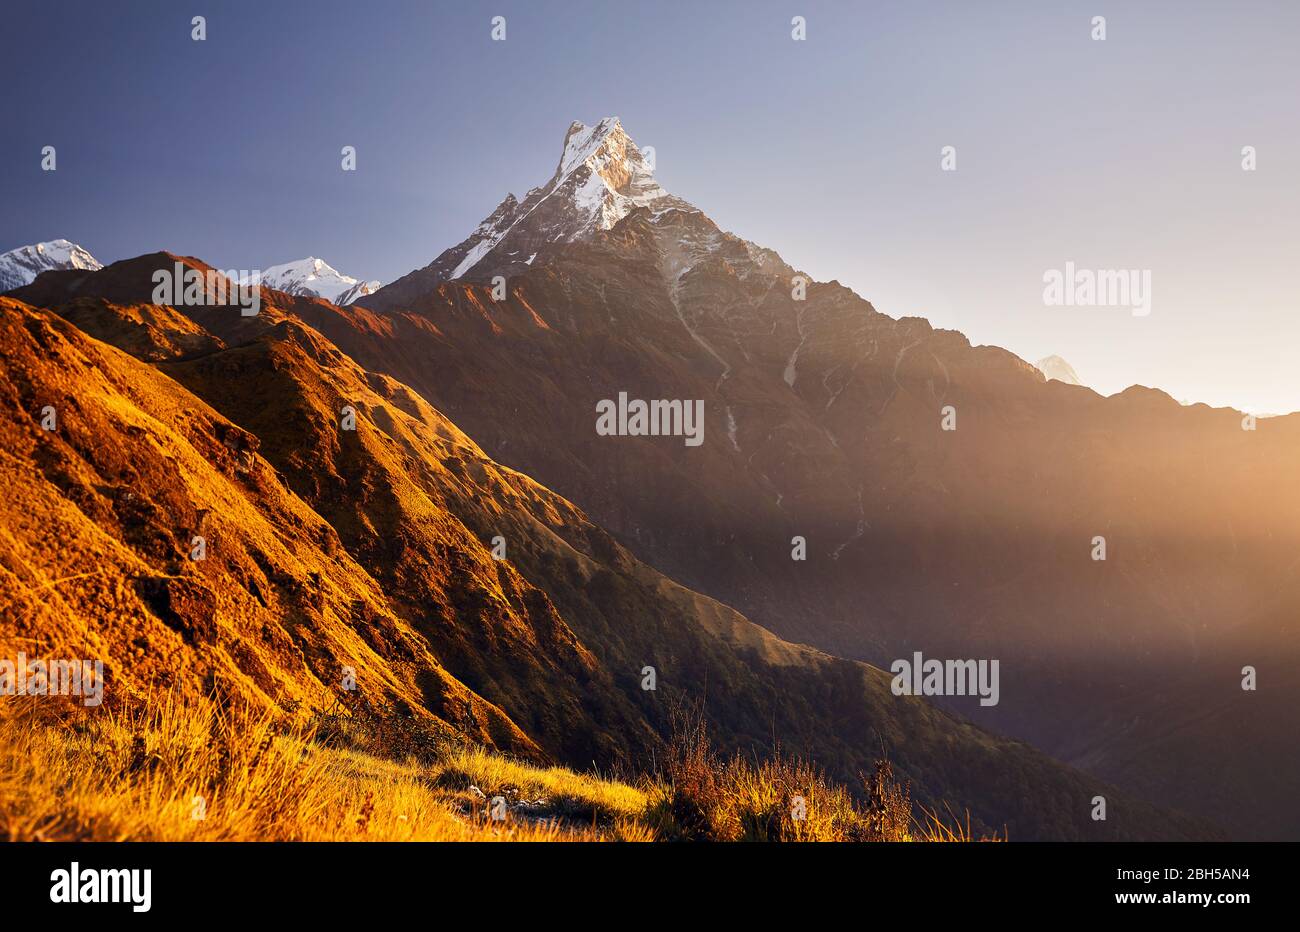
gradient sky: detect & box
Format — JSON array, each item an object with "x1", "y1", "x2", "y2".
[{"x1": 4, "y1": 0, "x2": 1298, "y2": 412}]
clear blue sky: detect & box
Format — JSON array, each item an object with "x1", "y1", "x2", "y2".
[{"x1": 4, "y1": 0, "x2": 1298, "y2": 412}]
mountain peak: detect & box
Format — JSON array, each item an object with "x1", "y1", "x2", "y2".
[
  {"x1": 1034, "y1": 354, "x2": 1082, "y2": 386},
  {"x1": 0, "y1": 238, "x2": 102, "y2": 292},
  {"x1": 550, "y1": 116, "x2": 666, "y2": 228},
  {"x1": 557, "y1": 116, "x2": 627, "y2": 178},
  {"x1": 369, "y1": 118, "x2": 679, "y2": 291},
  {"x1": 246, "y1": 257, "x2": 380, "y2": 304}
]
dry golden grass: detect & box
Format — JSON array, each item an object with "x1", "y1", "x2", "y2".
[
  {"x1": 0, "y1": 696, "x2": 647, "y2": 842},
  {"x1": 0, "y1": 694, "x2": 988, "y2": 843}
]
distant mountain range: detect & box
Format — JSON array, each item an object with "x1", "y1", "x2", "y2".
[{"x1": 0, "y1": 242, "x2": 378, "y2": 306}]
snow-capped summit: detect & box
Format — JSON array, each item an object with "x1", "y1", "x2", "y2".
[
  {"x1": 554, "y1": 117, "x2": 671, "y2": 230},
  {"x1": 0, "y1": 239, "x2": 102, "y2": 292},
  {"x1": 243, "y1": 257, "x2": 380, "y2": 305},
  {"x1": 1035, "y1": 355, "x2": 1083, "y2": 386},
  {"x1": 364, "y1": 117, "x2": 796, "y2": 312},
  {"x1": 405, "y1": 117, "x2": 686, "y2": 285},
  {"x1": 333, "y1": 277, "x2": 382, "y2": 305}
]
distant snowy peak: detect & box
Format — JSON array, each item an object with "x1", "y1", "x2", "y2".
[
  {"x1": 245, "y1": 257, "x2": 379, "y2": 304},
  {"x1": 1035, "y1": 355, "x2": 1083, "y2": 386},
  {"x1": 334, "y1": 278, "x2": 381, "y2": 305},
  {"x1": 0, "y1": 239, "x2": 102, "y2": 292},
  {"x1": 424, "y1": 116, "x2": 687, "y2": 284}
]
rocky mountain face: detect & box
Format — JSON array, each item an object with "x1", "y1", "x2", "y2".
[
  {"x1": 346, "y1": 119, "x2": 1300, "y2": 839},
  {"x1": 0, "y1": 239, "x2": 101, "y2": 292},
  {"x1": 243, "y1": 257, "x2": 379, "y2": 305},
  {"x1": 0, "y1": 254, "x2": 1215, "y2": 841}
]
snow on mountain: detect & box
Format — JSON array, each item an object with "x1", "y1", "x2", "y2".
[
  {"x1": 0, "y1": 239, "x2": 102, "y2": 292},
  {"x1": 243, "y1": 257, "x2": 379, "y2": 304},
  {"x1": 419, "y1": 117, "x2": 689, "y2": 284},
  {"x1": 1035, "y1": 355, "x2": 1082, "y2": 386},
  {"x1": 334, "y1": 278, "x2": 382, "y2": 305},
  {"x1": 368, "y1": 116, "x2": 787, "y2": 311}
]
